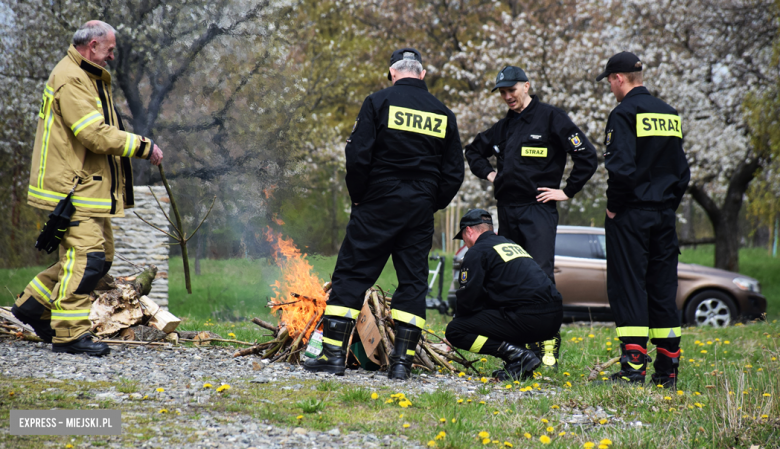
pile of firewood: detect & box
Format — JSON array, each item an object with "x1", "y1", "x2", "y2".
[{"x1": 234, "y1": 287, "x2": 480, "y2": 375}]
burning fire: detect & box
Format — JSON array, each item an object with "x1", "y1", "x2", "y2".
[{"x1": 265, "y1": 227, "x2": 327, "y2": 344}]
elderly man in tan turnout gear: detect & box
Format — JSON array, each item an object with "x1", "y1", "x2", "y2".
[{"x1": 11, "y1": 20, "x2": 163, "y2": 356}]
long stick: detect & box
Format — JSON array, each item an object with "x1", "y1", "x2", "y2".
[
  {"x1": 252, "y1": 318, "x2": 278, "y2": 335},
  {"x1": 157, "y1": 164, "x2": 192, "y2": 294}
]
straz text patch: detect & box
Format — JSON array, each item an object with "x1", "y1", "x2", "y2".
[
  {"x1": 493, "y1": 243, "x2": 532, "y2": 262},
  {"x1": 388, "y1": 106, "x2": 447, "y2": 138},
  {"x1": 636, "y1": 113, "x2": 682, "y2": 138}
]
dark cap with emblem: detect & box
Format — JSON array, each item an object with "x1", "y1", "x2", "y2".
[
  {"x1": 454, "y1": 209, "x2": 493, "y2": 240},
  {"x1": 596, "y1": 51, "x2": 643, "y2": 81},
  {"x1": 492, "y1": 66, "x2": 529, "y2": 92},
  {"x1": 388, "y1": 48, "x2": 423, "y2": 81}
]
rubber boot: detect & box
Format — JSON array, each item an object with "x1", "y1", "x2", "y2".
[
  {"x1": 602, "y1": 343, "x2": 648, "y2": 384},
  {"x1": 651, "y1": 347, "x2": 680, "y2": 388},
  {"x1": 493, "y1": 342, "x2": 541, "y2": 381},
  {"x1": 52, "y1": 332, "x2": 110, "y2": 356},
  {"x1": 303, "y1": 316, "x2": 355, "y2": 375},
  {"x1": 528, "y1": 331, "x2": 561, "y2": 370},
  {"x1": 388, "y1": 323, "x2": 421, "y2": 380},
  {"x1": 11, "y1": 298, "x2": 55, "y2": 343}
]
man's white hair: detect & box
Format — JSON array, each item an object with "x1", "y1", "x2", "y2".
[
  {"x1": 391, "y1": 58, "x2": 423, "y2": 76},
  {"x1": 73, "y1": 21, "x2": 116, "y2": 47}
]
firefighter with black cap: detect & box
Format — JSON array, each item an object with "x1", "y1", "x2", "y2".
[
  {"x1": 464, "y1": 65, "x2": 598, "y2": 369},
  {"x1": 444, "y1": 209, "x2": 563, "y2": 380},
  {"x1": 304, "y1": 48, "x2": 464, "y2": 380},
  {"x1": 596, "y1": 51, "x2": 690, "y2": 387}
]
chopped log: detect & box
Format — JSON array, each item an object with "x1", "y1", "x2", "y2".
[
  {"x1": 0, "y1": 307, "x2": 35, "y2": 334},
  {"x1": 128, "y1": 325, "x2": 167, "y2": 342},
  {"x1": 134, "y1": 265, "x2": 158, "y2": 296}
]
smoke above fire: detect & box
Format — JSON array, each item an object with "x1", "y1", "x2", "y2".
[{"x1": 265, "y1": 227, "x2": 327, "y2": 344}]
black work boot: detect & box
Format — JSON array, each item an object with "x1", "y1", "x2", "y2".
[
  {"x1": 603, "y1": 343, "x2": 648, "y2": 384},
  {"x1": 11, "y1": 300, "x2": 55, "y2": 343},
  {"x1": 303, "y1": 316, "x2": 355, "y2": 375},
  {"x1": 388, "y1": 323, "x2": 421, "y2": 380},
  {"x1": 52, "y1": 333, "x2": 110, "y2": 356},
  {"x1": 493, "y1": 342, "x2": 541, "y2": 381},
  {"x1": 527, "y1": 331, "x2": 561, "y2": 370},
  {"x1": 651, "y1": 347, "x2": 680, "y2": 388}
]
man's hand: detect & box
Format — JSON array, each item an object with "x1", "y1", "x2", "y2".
[
  {"x1": 150, "y1": 145, "x2": 163, "y2": 166},
  {"x1": 536, "y1": 187, "x2": 568, "y2": 203},
  {"x1": 606, "y1": 208, "x2": 616, "y2": 219},
  {"x1": 487, "y1": 171, "x2": 496, "y2": 183}
]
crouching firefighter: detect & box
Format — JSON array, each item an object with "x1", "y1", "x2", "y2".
[
  {"x1": 445, "y1": 210, "x2": 563, "y2": 380},
  {"x1": 12, "y1": 21, "x2": 163, "y2": 356},
  {"x1": 303, "y1": 47, "x2": 464, "y2": 379}
]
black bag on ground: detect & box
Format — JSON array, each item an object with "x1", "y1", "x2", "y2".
[{"x1": 35, "y1": 193, "x2": 76, "y2": 254}]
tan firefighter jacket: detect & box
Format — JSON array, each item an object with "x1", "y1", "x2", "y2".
[{"x1": 28, "y1": 45, "x2": 153, "y2": 219}]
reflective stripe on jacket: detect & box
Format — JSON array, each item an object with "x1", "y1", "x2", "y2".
[{"x1": 28, "y1": 45, "x2": 153, "y2": 218}]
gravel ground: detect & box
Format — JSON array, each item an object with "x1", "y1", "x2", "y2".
[{"x1": 1, "y1": 327, "x2": 618, "y2": 448}]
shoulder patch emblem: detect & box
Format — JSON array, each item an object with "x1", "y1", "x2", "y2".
[
  {"x1": 605, "y1": 129, "x2": 613, "y2": 146},
  {"x1": 351, "y1": 118, "x2": 359, "y2": 134},
  {"x1": 569, "y1": 133, "x2": 582, "y2": 148},
  {"x1": 460, "y1": 270, "x2": 468, "y2": 283}
]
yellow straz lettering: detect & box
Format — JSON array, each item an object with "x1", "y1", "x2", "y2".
[
  {"x1": 636, "y1": 113, "x2": 682, "y2": 138},
  {"x1": 521, "y1": 147, "x2": 547, "y2": 157},
  {"x1": 388, "y1": 106, "x2": 447, "y2": 138},
  {"x1": 493, "y1": 243, "x2": 531, "y2": 262}
]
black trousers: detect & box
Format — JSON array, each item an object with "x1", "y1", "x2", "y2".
[
  {"x1": 605, "y1": 208, "x2": 681, "y2": 344},
  {"x1": 498, "y1": 203, "x2": 558, "y2": 280},
  {"x1": 328, "y1": 180, "x2": 436, "y2": 328},
  {"x1": 446, "y1": 306, "x2": 562, "y2": 355}
]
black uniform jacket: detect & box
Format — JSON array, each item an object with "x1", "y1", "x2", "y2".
[
  {"x1": 456, "y1": 231, "x2": 562, "y2": 317},
  {"x1": 345, "y1": 78, "x2": 464, "y2": 210},
  {"x1": 464, "y1": 96, "x2": 597, "y2": 206},
  {"x1": 604, "y1": 86, "x2": 691, "y2": 213}
]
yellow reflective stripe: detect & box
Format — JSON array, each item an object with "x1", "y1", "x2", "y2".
[
  {"x1": 324, "y1": 305, "x2": 360, "y2": 319},
  {"x1": 636, "y1": 113, "x2": 682, "y2": 138},
  {"x1": 469, "y1": 335, "x2": 487, "y2": 353},
  {"x1": 322, "y1": 337, "x2": 342, "y2": 347},
  {"x1": 95, "y1": 97, "x2": 102, "y2": 108},
  {"x1": 71, "y1": 111, "x2": 104, "y2": 137},
  {"x1": 521, "y1": 147, "x2": 547, "y2": 157},
  {"x1": 38, "y1": 86, "x2": 55, "y2": 189},
  {"x1": 406, "y1": 349, "x2": 416, "y2": 356},
  {"x1": 123, "y1": 133, "x2": 136, "y2": 157},
  {"x1": 29, "y1": 277, "x2": 52, "y2": 301},
  {"x1": 391, "y1": 309, "x2": 425, "y2": 329},
  {"x1": 28, "y1": 185, "x2": 112, "y2": 209},
  {"x1": 387, "y1": 106, "x2": 447, "y2": 138},
  {"x1": 616, "y1": 326, "x2": 649, "y2": 338},
  {"x1": 628, "y1": 362, "x2": 644, "y2": 370},
  {"x1": 55, "y1": 247, "x2": 76, "y2": 310},
  {"x1": 51, "y1": 309, "x2": 91, "y2": 321},
  {"x1": 649, "y1": 327, "x2": 682, "y2": 339}
]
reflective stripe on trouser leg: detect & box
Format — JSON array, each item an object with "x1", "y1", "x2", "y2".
[
  {"x1": 324, "y1": 305, "x2": 360, "y2": 319},
  {"x1": 649, "y1": 327, "x2": 682, "y2": 339},
  {"x1": 469, "y1": 335, "x2": 488, "y2": 353},
  {"x1": 50, "y1": 218, "x2": 106, "y2": 344},
  {"x1": 616, "y1": 326, "x2": 649, "y2": 338},
  {"x1": 22, "y1": 263, "x2": 60, "y2": 308},
  {"x1": 391, "y1": 309, "x2": 426, "y2": 330}
]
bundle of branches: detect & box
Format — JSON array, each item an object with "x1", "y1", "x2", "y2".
[{"x1": 234, "y1": 287, "x2": 480, "y2": 375}]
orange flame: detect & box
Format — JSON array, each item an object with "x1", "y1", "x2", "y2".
[
  {"x1": 263, "y1": 184, "x2": 278, "y2": 199},
  {"x1": 272, "y1": 213, "x2": 285, "y2": 226},
  {"x1": 265, "y1": 227, "x2": 327, "y2": 343}
]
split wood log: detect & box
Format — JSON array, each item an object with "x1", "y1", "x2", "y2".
[
  {"x1": 0, "y1": 307, "x2": 35, "y2": 334},
  {"x1": 133, "y1": 265, "x2": 158, "y2": 296},
  {"x1": 252, "y1": 318, "x2": 278, "y2": 335}
]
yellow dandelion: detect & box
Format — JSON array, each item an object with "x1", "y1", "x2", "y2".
[
  {"x1": 440, "y1": 418, "x2": 446, "y2": 423},
  {"x1": 700, "y1": 350, "x2": 707, "y2": 354},
  {"x1": 664, "y1": 396, "x2": 672, "y2": 400},
  {"x1": 296, "y1": 415, "x2": 303, "y2": 420},
  {"x1": 598, "y1": 445, "x2": 609, "y2": 449},
  {"x1": 506, "y1": 384, "x2": 512, "y2": 389},
  {"x1": 559, "y1": 432, "x2": 566, "y2": 436},
  {"x1": 479, "y1": 400, "x2": 486, "y2": 405},
  {"x1": 65, "y1": 445, "x2": 74, "y2": 449},
  {"x1": 546, "y1": 426, "x2": 554, "y2": 432},
  {"x1": 763, "y1": 393, "x2": 772, "y2": 397},
  {"x1": 480, "y1": 358, "x2": 487, "y2": 363},
  {"x1": 694, "y1": 392, "x2": 701, "y2": 396},
  {"x1": 156, "y1": 388, "x2": 165, "y2": 392},
  {"x1": 540, "y1": 435, "x2": 552, "y2": 444},
  {"x1": 479, "y1": 431, "x2": 490, "y2": 439},
  {"x1": 504, "y1": 443, "x2": 513, "y2": 448},
  {"x1": 435, "y1": 431, "x2": 446, "y2": 440},
  {"x1": 399, "y1": 414, "x2": 404, "y2": 418},
  {"x1": 427, "y1": 441, "x2": 436, "y2": 448},
  {"x1": 724, "y1": 340, "x2": 730, "y2": 344},
  {"x1": 385, "y1": 399, "x2": 394, "y2": 404},
  {"x1": 403, "y1": 423, "x2": 410, "y2": 428},
  {"x1": 371, "y1": 392, "x2": 378, "y2": 400},
  {"x1": 563, "y1": 372, "x2": 570, "y2": 376},
  {"x1": 541, "y1": 418, "x2": 549, "y2": 423},
  {"x1": 203, "y1": 383, "x2": 213, "y2": 389},
  {"x1": 228, "y1": 333, "x2": 236, "y2": 338},
  {"x1": 761, "y1": 414, "x2": 769, "y2": 419},
  {"x1": 565, "y1": 381, "x2": 572, "y2": 388},
  {"x1": 493, "y1": 411, "x2": 500, "y2": 415},
  {"x1": 216, "y1": 384, "x2": 231, "y2": 392},
  {"x1": 158, "y1": 409, "x2": 168, "y2": 414},
  {"x1": 458, "y1": 372, "x2": 466, "y2": 377},
  {"x1": 599, "y1": 418, "x2": 608, "y2": 424},
  {"x1": 481, "y1": 377, "x2": 488, "y2": 383},
  {"x1": 551, "y1": 405, "x2": 560, "y2": 409},
  {"x1": 694, "y1": 403, "x2": 703, "y2": 408},
  {"x1": 457, "y1": 399, "x2": 464, "y2": 404},
  {"x1": 452, "y1": 418, "x2": 457, "y2": 423},
  {"x1": 600, "y1": 439, "x2": 612, "y2": 446},
  {"x1": 524, "y1": 432, "x2": 532, "y2": 439},
  {"x1": 583, "y1": 443, "x2": 595, "y2": 449},
  {"x1": 588, "y1": 334, "x2": 595, "y2": 338},
  {"x1": 677, "y1": 390, "x2": 684, "y2": 396},
  {"x1": 467, "y1": 399, "x2": 472, "y2": 403},
  {"x1": 482, "y1": 438, "x2": 491, "y2": 445},
  {"x1": 399, "y1": 400, "x2": 412, "y2": 408}
]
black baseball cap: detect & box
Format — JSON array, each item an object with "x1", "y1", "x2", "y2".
[
  {"x1": 454, "y1": 209, "x2": 493, "y2": 240},
  {"x1": 596, "y1": 51, "x2": 643, "y2": 81},
  {"x1": 492, "y1": 66, "x2": 529, "y2": 92},
  {"x1": 388, "y1": 48, "x2": 423, "y2": 81}
]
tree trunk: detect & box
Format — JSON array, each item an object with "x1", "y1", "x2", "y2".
[{"x1": 689, "y1": 157, "x2": 761, "y2": 272}]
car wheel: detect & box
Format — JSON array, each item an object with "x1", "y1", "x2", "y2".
[{"x1": 684, "y1": 290, "x2": 738, "y2": 327}]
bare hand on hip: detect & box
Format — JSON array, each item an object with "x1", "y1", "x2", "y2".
[
  {"x1": 606, "y1": 208, "x2": 616, "y2": 219},
  {"x1": 536, "y1": 187, "x2": 568, "y2": 203},
  {"x1": 487, "y1": 171, "x2": 496, "y2": 183}
]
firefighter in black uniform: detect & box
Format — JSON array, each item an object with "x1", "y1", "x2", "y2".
[
  {"x1": 464, "y1": 66, "x2": 598, "y2": 369},
  {"x1": 596, "y1": 52, "x2": 690, "y2": 387},
  {"x1": 445, "y1": 209, "x2": 563, "y2": 380},
  {"x1": 304, "y1": 48, "x2": 464, "y2": 380}
]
